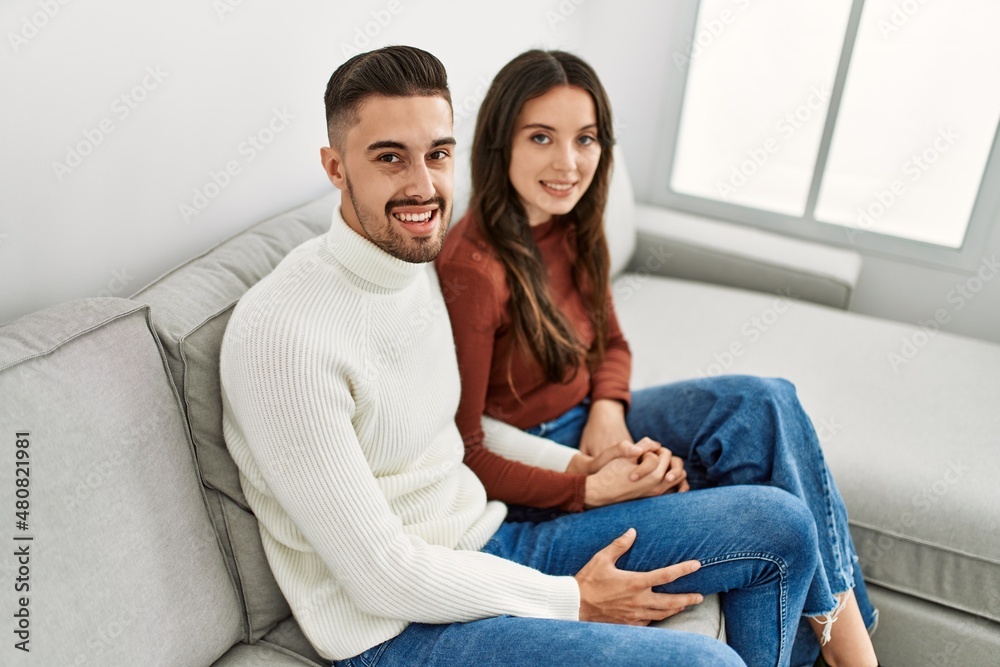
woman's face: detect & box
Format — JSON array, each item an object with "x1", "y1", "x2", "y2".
[{"x1": 508, "y1": 85, "x2": 601, "y2": 226}]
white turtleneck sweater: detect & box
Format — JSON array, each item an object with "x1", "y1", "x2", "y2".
[{"x1": 220, "y1": 208, "x2": 582, "y2": 661}]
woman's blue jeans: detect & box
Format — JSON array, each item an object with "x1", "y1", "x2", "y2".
[
  {"x1": 334, "y1": 376, "x2": 874, "y2": 667},
  {"x1": 527, "y1": 375, "x2": 878, "y2": 666}
]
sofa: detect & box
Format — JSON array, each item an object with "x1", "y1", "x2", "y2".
[{"x1": 1, "y1": 155, "x2": 997, "y2": 666}]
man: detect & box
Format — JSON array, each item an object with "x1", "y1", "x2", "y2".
[{"x1": 220, "y1": 45, "x2": 818, "y2": 666}]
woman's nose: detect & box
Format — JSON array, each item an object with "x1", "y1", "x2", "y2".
[{"x1": 551, "y1": 141, "x2": 576, "y2": 172}]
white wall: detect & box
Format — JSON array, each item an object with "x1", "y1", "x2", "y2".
[
  {"x1": 0, "y1": 0, "x2": 589, "y2": 323},
  {"x1": 577, "y1": 0, "x2": 1000, "y2": 345},
  {"x1": 6, "y1": 0, "x2": 998, "y2": 346}
]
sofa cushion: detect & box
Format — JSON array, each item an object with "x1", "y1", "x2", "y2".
[
  {"x1": 0, "y1": 298, "x2": 243, "y2": 666},
  {"x1": 632, "y1": 204, "x2": 862, "y2": 309},
  {"x1": 866, "y1": 583, "x2": 1000, "y2": 666},
  {"x1": 131, "y1": 193, "x2": 335, "y2": 642},
  {"x1": 614, "y1": 275, "x2": 1000, "y2": 624},
  {"x1": 605, "y1": 145, "x2": 637, "y2": 278},
  {"x1": 261, "y1": 616, "x2": 326, "y2": 665},
  {"x1": 212, "y1": 641, "x2": 323, "y2": 666},
  {"x1": 132, "y1": 193, "x2": 335, "y2": 507}
]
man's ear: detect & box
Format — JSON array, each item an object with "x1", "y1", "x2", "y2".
[{"x1": 320, "y1": 146, "x2": 347, "y2": 190}]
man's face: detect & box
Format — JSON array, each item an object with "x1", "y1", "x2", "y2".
[{"x1": 322, "y1": 95, "x2": 455, "y2": 263}]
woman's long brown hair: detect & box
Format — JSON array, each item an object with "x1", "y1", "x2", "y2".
[{"x1": 471, "y1": 50, "x2": 615, "y2": 389}]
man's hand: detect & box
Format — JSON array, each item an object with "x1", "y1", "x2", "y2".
[
  {"x1": 578, "y1": 399, "x2": 632, "y2": 457},
  {"x1": 575, "y1": 528, "x2": 703, "y2": 625}
]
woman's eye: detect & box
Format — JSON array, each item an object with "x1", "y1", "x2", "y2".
[
  {"x1": 378, "y1": 154, "x2": 401, "y2": 163},
  {"x1": 578, "y1": 135, "x2": 597, "y2": 146},
  {"x1": 530, "y1": 134, "x2": 551, "y2": 145}
]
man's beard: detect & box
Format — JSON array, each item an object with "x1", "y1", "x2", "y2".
[{"x1": 346, "y1": 178, "x2": 450, "y2": 264}]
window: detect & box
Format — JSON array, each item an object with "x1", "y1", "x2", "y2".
[{"x1": 653, "y1": 0, "x2": 1000, "y2": 268}]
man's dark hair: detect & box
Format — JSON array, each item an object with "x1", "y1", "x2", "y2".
[{"x1": 324, "y1": 45, "x2": 452, "y2": 148}]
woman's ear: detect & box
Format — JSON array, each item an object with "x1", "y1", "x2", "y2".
[{"x1": 320, "y1": 146, "x2": 347, "y2": 190}]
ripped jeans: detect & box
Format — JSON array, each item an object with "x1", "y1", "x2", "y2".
[{"x1": 527, "y1": 375, "x2": 878, "y2": 666}]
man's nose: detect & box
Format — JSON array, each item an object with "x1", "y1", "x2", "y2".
[{"x1": 403, "y1": 161, "x2": 435, "y2": 200}]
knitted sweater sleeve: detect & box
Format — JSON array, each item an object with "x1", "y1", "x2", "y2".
[
  {"x1": 437, "y1": 259, "x2": 588, "y2": 512},
  {"x1": 222, "y1": 310, "x2": 581, "y2": 625}
]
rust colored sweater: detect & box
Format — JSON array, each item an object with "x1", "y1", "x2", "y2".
[{"x1": 435, "y1": 212, "x2": 632, "y2": 512}]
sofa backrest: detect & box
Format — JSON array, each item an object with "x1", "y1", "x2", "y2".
[
  {"x1": 131, "y1": 193, "x2": 335, "y2": 642},
  {"x1": 0, "y1": 298, "x2": 243, "y2": 666},
  {"x1": 605, "y1": 145, "x2": 638, "y2": 278}
]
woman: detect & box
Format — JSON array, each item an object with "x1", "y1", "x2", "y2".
[{"x1": 436, "y1": 50, "x2": 879, "y2": 667}]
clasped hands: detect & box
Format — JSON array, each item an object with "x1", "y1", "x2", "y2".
[{"x1": 566, "y1": 437, "x2": 690, "y2": 508}]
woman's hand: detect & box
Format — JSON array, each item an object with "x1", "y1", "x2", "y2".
[
  {"x1": 579, "y1": 399, "x2": 633, "y2": 457},
  {"x1": 566, "y1": 438, "x2": 662, "y2": 476},
  {"x1": 668, "y1": 455, "x2": 691, "y2": 493},
  {"x1": 583, "y1": 442, "x2": 681, "y2": 508}
]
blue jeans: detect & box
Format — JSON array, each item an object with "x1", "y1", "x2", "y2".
[
  {"x1": 334, "y1": 376, "x2": 869, "y2": 667},
  {"x1": 335, "y1": 485, "x2": 821, "y2": 667},
  {"x1": 527, "y1": 375, "x2": 878, "y2": 667}
]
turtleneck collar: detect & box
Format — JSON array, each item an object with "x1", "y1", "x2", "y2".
[{"x1": 324, "y1": 205, "x2": 425, "y2": 292}]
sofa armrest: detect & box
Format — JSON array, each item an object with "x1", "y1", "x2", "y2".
[{"x1": 628, "y1": 203, "x2": 862, "y2": 309}]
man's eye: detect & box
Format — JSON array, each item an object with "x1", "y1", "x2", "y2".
[
  {"x1": 530, "y1": 134, "x2": 551, "y2": 145},
  {"x1": 378, "y1": 154, "x2": 401, "y2": 163},
  {"x1": 429, "y1": 150, "x2": 450, "y2": 160}
]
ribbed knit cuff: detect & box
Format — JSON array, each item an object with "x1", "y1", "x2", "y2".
[{"x1": 548, "y1": 576, "x2": 582, "y2": 621}]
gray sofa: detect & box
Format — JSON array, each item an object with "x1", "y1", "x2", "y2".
[{"x1": 1, "y1": 158, "x2": 997, "y2": 666}]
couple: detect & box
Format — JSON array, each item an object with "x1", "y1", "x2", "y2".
[{"x1": 220, "y1": 45, "x2": 879, "y2": 667}]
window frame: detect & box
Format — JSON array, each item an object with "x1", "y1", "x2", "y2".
[{"x1": 648, "y1": 0, "x2": 1000, "y2": 272}]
